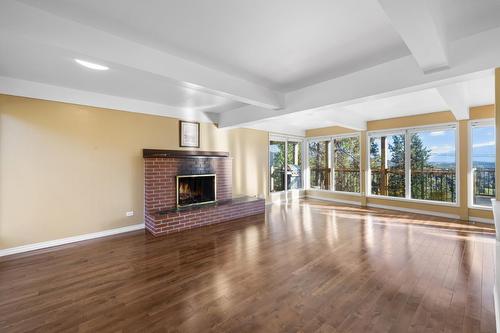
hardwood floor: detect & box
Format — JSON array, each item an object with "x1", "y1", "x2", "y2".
[{"x1": 0, "y1": 199, "x2": 496, "y2": 332}]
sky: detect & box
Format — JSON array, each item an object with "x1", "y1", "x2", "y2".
[
  {"x1": 388, "y1": 127, "x2": 495, "y2": 165},
  {"x1": 472, "y1": 125, "x2": 495, "y2": 164},
  {"x1": 417, "y1": 129, "x2": 456, "y2": 164}
]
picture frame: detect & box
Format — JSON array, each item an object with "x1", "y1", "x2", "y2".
[{"x1": 179, "y1": 120, "x2": 200, "y2": 148}]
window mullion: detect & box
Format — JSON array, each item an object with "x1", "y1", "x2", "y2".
[
  {"x1": 331, "y1": 139, "x2": 334, "y2": 191},
  {"x1": 284, "y1": 140, "x2": 288, "y2": 193},
  {"x1": 405, "y1": 130, "x2": 411, "y2": 199}
]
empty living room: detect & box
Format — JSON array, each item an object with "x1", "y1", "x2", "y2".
[{"x1": 2, "y1": 0, "x2": 500, "y2": 332}]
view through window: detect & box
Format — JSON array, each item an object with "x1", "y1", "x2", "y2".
[
  {"x1": 369, "y1": 134, "x2": 405, "y2": 198},
  {"x1": 287, "y1": 141, "x2": 303, "y2": 190},
  {"x1": 269, "y1": 137, "x2": 304, "y2": 193},
  {"x1": 410, "y1": 128, "x2": 456, "y2": 202},
  {"x1": 471, "y1": 122, "x2": 495, "y2": 207},
  {"x1": 333, "y1": 136, "x2": 360, "y2": 193},
  {"x1": 308, "y1": 140, "x2": 331, "y2": 190},
  {"x1": 269, "y1": 140, "x2": 285, "y2": 192},
  {"x1": 368, "y1": 126, "x2": 458, "y2": 203}
]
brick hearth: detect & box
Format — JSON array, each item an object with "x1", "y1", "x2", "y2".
[{"x1": 143, "y1": 149, "x2": 265, "y2": 236}]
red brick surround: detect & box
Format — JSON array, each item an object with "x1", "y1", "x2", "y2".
[
  {"x1": 145, "y1": 198, "x2": 265, "y2": 235},
  {"x1": 145, "y1": 157, "x2": 232, "y2": 212},
  {"x1": 144, "y1": 150, "x2": 265, "y2": 236}
]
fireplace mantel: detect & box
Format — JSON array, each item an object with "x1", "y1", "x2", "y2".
[{"x1": 143, "y1": 149, "x2": 229, "y2": 158}]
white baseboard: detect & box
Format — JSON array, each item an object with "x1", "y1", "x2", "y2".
[
  {"x1": 306, "y1": 194, "x2": 362, "y2": 206},
  {"x1": 0, "y1": 223, "x2": 145, "y2": 257},
  {"x1": 495, "y1": 284, "x2": 500, "y2": 333},
  {"x1": 468, "y1": 216, "x2": 494, "y2": 224},
  {"x1": 366, "y1": 203, "x2": 460, "y2": 220},
  {"x1": 495, "y1": 242, "x2": 500, "y2": 333}
]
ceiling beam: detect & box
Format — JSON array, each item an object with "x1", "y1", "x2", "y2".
[
  {"x1": 219, "y1": 22, "x2": 498, "y2": 129},
  {"x1": 276, "y1": 28, "x2": 499, "y2": 123},
  {"x1": 0, "y1": 0, "x2": 283, "y2": 110},
  {"x1": 436, "y1": 83, "x2": 470, "y2": 120},
  {"x1": 0, "y1": 76, "x2": 216, "y2": 122},
  {"x1": 218, "y1": 105, "x2": 367, "y2": 131},
  {"x1": 324, "y1": 109, "x2": 367, "y2": 131},
  {"x1": 218, "y1": 105, "x2": 290, "y2": 128},
  {"x1": 377, "y1": 0, "x2": 449, "y2": 73}
]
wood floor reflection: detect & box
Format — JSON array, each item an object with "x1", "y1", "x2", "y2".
[{"x1": 0, "y1": 199, "x2": 496, "y2": 332}]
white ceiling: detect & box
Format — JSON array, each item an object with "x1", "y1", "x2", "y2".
[
  {"x1": 1, "y1": 0, "x2": 500, "y2": 134},
  {"x1": 18, "y1": 0, "x2": 411, "y2": 92},
  {"x1": 247, "y1": 74, "x2": 495, "y2": 136},
  {"x1": 0, "y1": 26, "x2": 243, "y2": 113},
  {"x1": 429, "y1": 0, "x2": 500, "y2": 42}
]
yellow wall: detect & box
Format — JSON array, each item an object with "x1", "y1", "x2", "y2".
[
  {"x1": 0, "y1": 94, "x2": 269, "y2": 249},
  {"x1": 496, "y1": 69, "x2": 500, "y2": 200},
  {"x1": 306, "y1": 108, "x2": 494, "y2": 221},
  {"x1": 471, "y1": 105, "x2": 494, "y2": 120},
  {"x1": 306, "y1": 125, "x2": 357, "y2": 137},
  {"x1": 367, "y1": 111, "x2": 456, "y2": 131}
]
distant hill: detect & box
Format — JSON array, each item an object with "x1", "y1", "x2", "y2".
[
  {"x1": 472, "y1": 161, "x2": 495, "y2": 169},
  {"x1": 427, "y1": 161, "x2": 495, "y2": 169}
]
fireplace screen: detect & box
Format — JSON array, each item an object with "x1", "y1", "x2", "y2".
[{"x1": 176, "y1": 174, "x2": 216, "y2": 207}]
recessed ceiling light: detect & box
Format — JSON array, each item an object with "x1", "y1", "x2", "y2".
[{"x1": 75, "y1": 59, "x2": 109, "y2": 71}]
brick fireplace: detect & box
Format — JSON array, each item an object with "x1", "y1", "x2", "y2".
[{"x1": 143, "y1": 149, "x2": 265, "y2": 236}]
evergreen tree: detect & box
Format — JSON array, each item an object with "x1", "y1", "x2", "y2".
[
  {"x1": 410, "y1": 134, "x2": 432, "y2": 199},
  {"x1": 388, "y1": 134, "x2": 405, "y2": 197},
  {"x1": 334, "y1": 137, "x2": 360, "y2": 192}
]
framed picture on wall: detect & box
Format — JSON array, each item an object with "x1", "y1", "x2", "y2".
[{"x1": 179, "y1": 120, "x2": 200, "y2": 148}]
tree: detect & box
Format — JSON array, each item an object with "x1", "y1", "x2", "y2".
[
  {"x1": 270, "y1": 141, "x2": 285, "y2": 191},
  {"x1": 308, "y1": 141, "x2": 330, "y2": 189},
  {"x1": 370, "y1": 134, "x2": 431, "y2": 198},
  {"x1": 388, "y1": 134, "x2": 405, "y2": 197},
  {"x1": 334, "y1": 137, "x2": 360, "y2": 192},
  {"x1": 410, "y1": 134, "x2": 432, "y2": 199}
]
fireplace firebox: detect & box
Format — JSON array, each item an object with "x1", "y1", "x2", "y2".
[{"x1": 176, "y1": 174, "x2": 216, "y2": 207}]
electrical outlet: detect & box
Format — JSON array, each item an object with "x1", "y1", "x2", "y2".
[{"x1": 126, "y1": 211, "x2": 134, "y2": 217}]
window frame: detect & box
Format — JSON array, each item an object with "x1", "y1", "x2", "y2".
[
  {"x1": 366, "y1": 122, "x2": 460, "y2": 207},
  {"x1": 366, "y1": 129, "x2": 406, "y2": 199},
  {"x1": 468, "y1": 118, "x2": 495, "y2": 210},
  {"x1": 269, "y1": 133, "x2": 305, "y2": 194},
  {"x1": 306, "y1": 133, "x2": 362, "y2": 196}
]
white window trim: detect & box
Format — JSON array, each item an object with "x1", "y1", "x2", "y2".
[
  {"x1": 307, "y1": 133, "x2": 362, "y2": 194},
  {"x1": 468, "y1": 118, "x2": 495, "y2": 210},
  {"x1": 269, "y1": 133, "x2": 306, "y2": 194},
  {"x1": 365, "y1": 194, "x2": 459, "y2": 207},
  {"x1": 366, "y1": 122, "x2": 460, "y2": 206},
  {"x1": 307, "y1": 188, "x2": 362, "y2": 197}
]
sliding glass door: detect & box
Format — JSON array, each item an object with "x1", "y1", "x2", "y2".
[
  {"x1": 287, "y1": 140, "x2": 303, "y2": 190},
  {"x1": 269, "y1": 140, "x2": 286, "y2": 192},
  {"x1": 269, "y1": 136, "x2": 304, "y2": 193}
]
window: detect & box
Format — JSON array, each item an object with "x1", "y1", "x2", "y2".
[
  {"x1": 333, "y1": 136, "x2": 360, "y2": 193},
  {"x1": 269, "y1": 136, "x2": 304, "y2": 193},
  {"x1": 471, "y1": 121, "x2": 495, "y2": 207},
  {"x1": 287, "y1": 141, "x2": 303, "y2": 190},
  {"x1": 308, "y1": 140, "x2": 331, "y2": 190},
  {"x1": 269, "y1": 140, "x2": 285, "y2": 192},
  {"x1": 410, "y1": 128, "x2": 456, "y2": 203},
  {"x1": 368, "y1": 124, "x2": 458, "y2": 203},
  {"x1": 369, "y1": 133, "x2": 405, "y2": 197}
]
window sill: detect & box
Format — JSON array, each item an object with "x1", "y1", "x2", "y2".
[
  {"x1": 270, "y1": 189, "x2": 305, "y2": 194},
  {"x1": 306, "y1": 189, "x2": 361, "y2": 196},
  {"x1": 468, "y1": 205, "x2": 493, "y2": 211},
  {"x1": 366, "y1": 194, "x2": 459, "y2": 208}
]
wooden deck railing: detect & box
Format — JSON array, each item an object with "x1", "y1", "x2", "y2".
[
  {"x1": 304, "y1": 167, "x2": 495, "y2": 205},
  {"x1": 473, "y1": 168, "x2": 495, "y2": 205}
]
